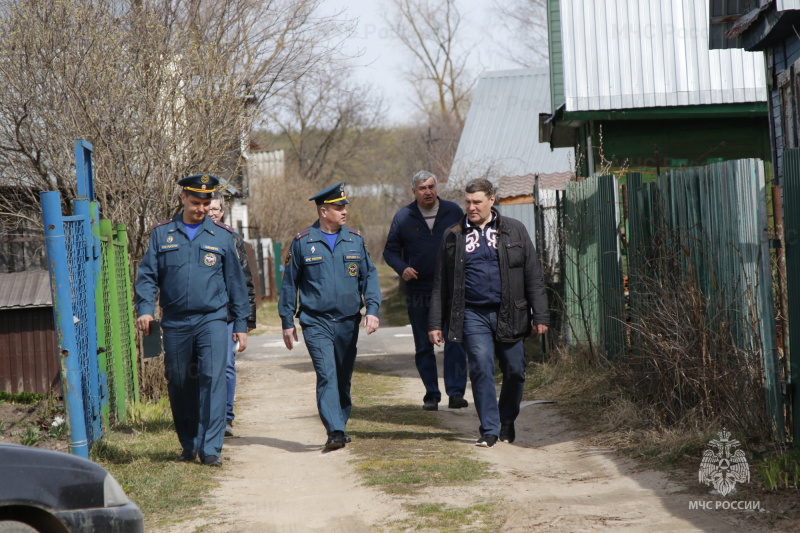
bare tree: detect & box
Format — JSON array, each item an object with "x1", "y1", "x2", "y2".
[
  {"x1": 385, "y1": 0, "x2": 473, "y2": 127},
  {"x1": 493, "y1": 0, "x2": 548, "y2": 67},
  {"x1": 0, "y1": 0, "x2": 350, "y2": 265},
  {"x1": 263, "y1": 66, "x2": 385, "y2": 187}
]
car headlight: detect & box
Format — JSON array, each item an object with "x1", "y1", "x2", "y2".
[{"x1": 103, "y1": 473, "x2": 130, "y2": 507}]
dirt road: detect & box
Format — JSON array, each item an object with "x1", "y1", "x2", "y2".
[{"x1": 154, "y1": 327, "x2": 768, "y2": 532}]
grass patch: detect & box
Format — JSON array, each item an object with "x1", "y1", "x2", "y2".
[
  {"x1": 756, "y1": 449, "x2": 800, "y2": 491},
  {"x1": 249, "y1": 299, "x2": 282, "y2": 335},
  {"x1": 348, "y1": 362, "x2": 497, "y2": 530},
  {"x1": 92, "y1": 399, "x2": 218, "y2": 530},
  {"x1": 397, "y1": 503, "x2": 496, "y2": 532},
  {"x1": 0, "y1": 391, "x2": 45, "y2": 404}
]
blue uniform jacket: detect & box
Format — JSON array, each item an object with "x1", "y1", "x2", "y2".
[
  {"x1": 383, "y1": 198, "x2": 464, "y2": 295},
  {"x1": 279, "y1": 221, "x2": 381, "y2": 329},
  {"x1": 134, "y1": 214, "x2": 250, "y2": 332}
]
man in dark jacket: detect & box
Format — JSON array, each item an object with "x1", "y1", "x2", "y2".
[
  {"x1": 428, "y1": 178, "x2": 549, "y2": 447},
  {"x1": 209, "y1": 193, "x2": 257, "y2": 438},
  {"x1": 384, "y1": 171, "x2": 468, "y2": 411}
]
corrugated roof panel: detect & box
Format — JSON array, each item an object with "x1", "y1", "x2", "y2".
[
  {"x1": 561, "y1": 0, "x2": 767, "y2": 112},
  {"x1": 0, "y1": 270, "x2": 52, "y2": 310},
  {"x1": 449, "y1": 68, "x2": 574, "y2": 191}
]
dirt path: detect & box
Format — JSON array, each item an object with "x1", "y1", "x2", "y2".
[{"x1": 153, "y1": 328, "x2": 769, "y2": 532}]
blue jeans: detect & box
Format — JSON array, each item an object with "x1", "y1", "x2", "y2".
[
  {"x1": 462, "y1": 307, "x2": 526, "y2": 437},
  {"x1": 406, "y1": 293, "x2": 467, "y2": 402},
  {"x1": 225, "y1": 322, "x2": 236, "y2": 423}
]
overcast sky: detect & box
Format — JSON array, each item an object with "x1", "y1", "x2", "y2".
[{"x1": 320, "y1": 0, "x2": 530, "y2": 125}]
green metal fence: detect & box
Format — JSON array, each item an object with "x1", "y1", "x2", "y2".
[
  {"x1": 564, "y1": 160, "x2": 783, "y2": 436},
  {"x1": 564, "y1": 175, "x2": 624, "y2": 359},
  {"x1": 96, "y1": 220, "x2": 139, "y2": 424},
  {"x1": 782, "y1": 149, "x2": 800, "y2": 443},
  {"x1": 629, "y1": 160, "x2": 780, "y2": 430}
]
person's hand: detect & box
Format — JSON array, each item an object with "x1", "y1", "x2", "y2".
[
  {"x1": 233, "y1": 332, "x2": 248, "y2": 352},
  {"x1": 283, "y1": 328, "x2": 298, "y2": 350},
  {"x1": 428, "y1": 329, "x2": 443, "y2": 346},
  {"x1": 534, "y1": 324, "x2": 549, "y2": 338},
  {"x1": 364, "y1": 315, "x2": 379, "y2": 335},
  {"x1": 402, "y1": 267, "x2": 419, "y2": 281},
  {"x1": 136, "y1": 314, "x2": 155, "y2": 335}
]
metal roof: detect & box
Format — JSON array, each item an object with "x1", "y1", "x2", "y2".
[
  {"x1": 448, "y1": 68, "x2": 574, "y2": 191},
  {"x1": 0, "y1": 270, "x2": 52, "y2": 310},
  {"x1": 559, "y1": 0, "x2": 767, "y2": 111},
  {"x1": 497, "y1": 172, "x2": 574, "y2": 199},
  {"x1": 777, "y1": 1, "x2": 800, "y2": 10}
]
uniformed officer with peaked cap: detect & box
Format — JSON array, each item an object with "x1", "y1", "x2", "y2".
[
  {"x1": 135, "y1": 173, "x2": 249, "y2": 466},
  {"x1": 279, "y1": 181, "x2": 381, "y2": 450}
]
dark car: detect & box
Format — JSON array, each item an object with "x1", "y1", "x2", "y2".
[{"x1": 0, "y1": 443, "x2": 144, "y2": 533}]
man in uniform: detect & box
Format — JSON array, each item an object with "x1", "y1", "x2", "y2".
[
  {"x1": 383, "y1": 170, "x2": 468, "y2": 411},
  {"x1": 135, "y1": 174, "x2": 249, "y2": 466},
  {"x1": 208, "y1": 193, "x2": 257, "y2": 438},
  {"x1": 279, "y1": 181, "x2": 381, "y2": 451}
]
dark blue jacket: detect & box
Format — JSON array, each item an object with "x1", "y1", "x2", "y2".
[
  {"x1": 278, "y1": 221, "x2": 381, "y2": 329},
  {"x1": 383, "y1": 198, "x2": 464, "y2": 295},
  {"x1": 134, "y1": 214, "x2": 250, "y2": 332}
]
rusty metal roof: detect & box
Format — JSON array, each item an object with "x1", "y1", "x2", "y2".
[
  {"x1": 498, "y1": 172, "x2": 575, "y2": 199},
  {"x1": 0, "y1": 270, "x2": 52, "y2": 310}
]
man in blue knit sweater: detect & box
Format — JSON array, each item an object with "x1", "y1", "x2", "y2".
[{"x1": 384, "y1": 171, "x2": 468, "y2": 411}]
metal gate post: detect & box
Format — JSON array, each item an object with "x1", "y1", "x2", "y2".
[{"x1": 41, "y1": 191, "x2": 89, "y2": 459}]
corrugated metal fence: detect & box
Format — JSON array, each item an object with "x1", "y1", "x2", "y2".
[
  {"x1": 564, "y1": 175, "x2": 624, "y2": 359},
  {"x1": 780, "y1": 148, "x2": 800, "y2": 442},
  {"x1": 564, "y1": 159, "x2": 784, "y2": 436}
]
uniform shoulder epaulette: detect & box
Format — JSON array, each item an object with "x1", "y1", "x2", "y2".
[
  {"x1": 348, "y1": 228, "x2": 363, "y2": 237},
  {"x1": 294, "y1": 227, "x2": 312, "y2": 240},
  {"x1": 150, "y1": 218, "x2": 174, "y2": 230},
  {"x1": 213, "y1": 220, "x2": 235, "y2": 233}
]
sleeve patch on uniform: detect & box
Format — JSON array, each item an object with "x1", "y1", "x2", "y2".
[
  {"x1": 285, "y1": 252, "x2": 292, "y2": 266},
  {"x1": 304, "y1": 256, "x2": 324, "y2": 264}
]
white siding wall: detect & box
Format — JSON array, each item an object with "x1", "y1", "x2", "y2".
[{"x1": 560, "y1": 0, "x2": 767, "y2": 111}]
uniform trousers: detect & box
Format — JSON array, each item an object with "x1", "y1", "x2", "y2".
[
  {"x1": 162, "y1": 315, "x2": 228, "y2": 459},
  {"x1": 301, "y1": 314, "x2": 360, "y2": 434},
  {"x1": 406, "y1": 293, "x2": 467, "y2": 402},
  {"x1": 461, "y1": 306, "x2": 526, "y2": 437},
  {"x1": 225, "y1": 321, "x2": 236, "y2": 423}
]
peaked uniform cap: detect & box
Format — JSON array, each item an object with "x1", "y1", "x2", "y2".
[
  {"x1": 179, "y1": 174, "x2": 220, "y2": 199},
  {"x1": 309, "y1": 181, "x2": 349, "y2": 205}
]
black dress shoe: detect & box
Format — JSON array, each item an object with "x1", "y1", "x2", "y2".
[
  {"x1": 448, "y1": 395, "x2": 469, "y2": 409},
  {"x1": 343, "y1": 433, "x2": 352, "y2": 444},
  {"x1": 422, "y1": 399, "x2": 439, "y2": 411},
  {"x1": 201, "y1": 455, "x2": 223, "y2": 467},
  {"x1": 325, "y1": 431, "x2": 345, "y2": 450},
  {"x1": 178, "y1": 450, "x2": 196, "y2": 462}
]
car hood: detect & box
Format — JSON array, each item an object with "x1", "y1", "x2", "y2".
[{"x1": 0, "y1": 443, "x2": 108, "y2": 510}]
